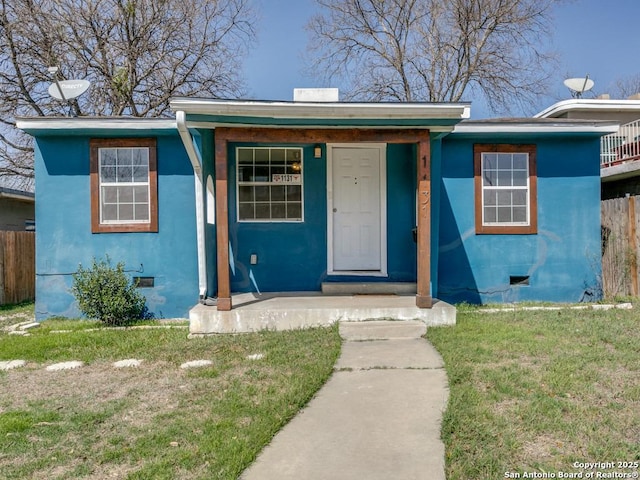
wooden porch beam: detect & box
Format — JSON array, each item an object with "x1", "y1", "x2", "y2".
[
  {"x1": 214, "y1": 131, "x2": 232, "y2": 311},
  {"x1": 214, "y1": 127, "x2": 431, "y2": 144},
  {"x1": 416, "y1": 137, "x2": 432, "y2": 308}
]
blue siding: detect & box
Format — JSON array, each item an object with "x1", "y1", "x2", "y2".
[
  {"x1": 437, "y1": 135, "x2": 602, "y2": 304},
  {"x1": 34, "y1": 134, "x2": 198, "y2": 320}
]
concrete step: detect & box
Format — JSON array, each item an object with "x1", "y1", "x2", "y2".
[
  {"x1": 322, "y1": 282, "x2": 417, "y2": 295},
  {"x1": 339, "y1": 320, "x2": 427, "y2": 341}
]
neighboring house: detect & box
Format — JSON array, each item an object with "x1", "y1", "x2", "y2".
[
  {"x1": 535, "y1": 97, "x2": 640, "y2": 199},
  {"x1": 17, "y1": 93, "x2": 617, "y2": 323},
  {"x1": 0, "y1": 187, "x2": 35, "y2": 231}
]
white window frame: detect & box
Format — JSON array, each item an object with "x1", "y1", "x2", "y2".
[
  {"x1": 480, "y1": 152, "x2": 530, "y2": 226},
  {"x1": 236, "y1": 146, "x2": 304, "y2": 223},
  {"x1": 98, "y1": 147, "x2": 151, "y2": 225}
]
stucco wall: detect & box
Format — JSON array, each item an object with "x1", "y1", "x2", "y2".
[
  {"x1": 34, "y1": 134, "x2": 198, "y2": 320},
  {"x1": 438, "y1": 135, "x2": 603, "y2": 304}
]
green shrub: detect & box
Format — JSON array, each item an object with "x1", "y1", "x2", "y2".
[{"x1": 71, "y1": 256, "x2": 150, "y2": 326}]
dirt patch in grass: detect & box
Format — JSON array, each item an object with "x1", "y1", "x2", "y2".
[{"x1": 0, "y1": 323, "x2": 342, "y2": 479}]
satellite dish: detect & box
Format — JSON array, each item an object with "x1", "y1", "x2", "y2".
[
  {"x1": 563, "y1": 76, "x2": 594, "y2": 98},
  {"x1": 48, "y1": 79, "x2": 91, "y2": 101}
]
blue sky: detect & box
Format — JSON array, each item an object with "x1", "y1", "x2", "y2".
[{"x1": 243, "y1": 0, "x2": 640, "y2": 118}]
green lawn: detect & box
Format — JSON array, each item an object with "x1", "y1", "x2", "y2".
[
  {"x1": 0, "y1": 308, "x2": 342, "y2": 480},
  {"x1": 427, "y1": 306, "x2": 640, "y2": 480}
]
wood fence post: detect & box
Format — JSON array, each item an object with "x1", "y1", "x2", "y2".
[{"x1": 629, "y1": 196, "x2": 638, "y2": 296}]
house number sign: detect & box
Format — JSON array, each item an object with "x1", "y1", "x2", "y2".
[{"x1": 272, "y1": 174, "x2": 301, "y2": 184}]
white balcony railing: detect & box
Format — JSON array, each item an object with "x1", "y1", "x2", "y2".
[{"x1": 601, "y1": 119, "x2": 640, "y2": 167}]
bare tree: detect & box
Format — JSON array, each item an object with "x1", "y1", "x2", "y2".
[
  {"x1": 306, "y1": 0, "x2": 561, "y2": 114},
  {"x1": 0, "y1": 0, "x2": 256, "y2": 188},
  {"x1": 613, "y1": 73, "x2": 640, "y2": 99}
]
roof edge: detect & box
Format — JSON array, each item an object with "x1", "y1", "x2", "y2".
[
  {"x1": 170, "y1": 97, "x2": 472, "y2": 120},
  {"x1": 16, "y1": 117, "x2": 176, "y2": 134},
  {"x1": 453, "y1": 118, "x2": 619, "y2": 134},
  {"x1": 535, "y1": 99, "x2": 640, "y2": 118}
]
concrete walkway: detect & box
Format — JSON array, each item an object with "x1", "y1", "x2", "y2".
[{"x1": 241, "y1": 320, "x2": 449, "y2": 480}]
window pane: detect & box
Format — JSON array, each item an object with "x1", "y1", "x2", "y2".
[
  {"x1": 513, "y1": 190, "x2": 527, "y2": 206},
  {"x1": 116, "y1": 186, "x2": 132, "y2": 202},
  {"x1": 287, "y1": 149, "x2": 301, "y2": 162},
  {"x1": 132, "y1": 148, "x2": 148, "y2": 165},
  {"x1": 513, "y1": 153, "x2": 528, "y2": 170},
  {"x1": 512, "y1": 170, "x2": 528, "y2": 186},
  {"x1": 254, "y1": 166, "x2": 269, "y2": 182},
  {"x1": 513, "y1": 207, "x2": 527, "y2": 223},
  {"x1": 271, "y1": 149, "x2": 285, "y2": 163},
  {"x1": 102, "y1": 204, "x2": 117, "y2": 221},
  {"x1": 271, "y1": 186, "x2": 285, "y2": 201},
  {"x1": 255, "y1": 204, "x2": 270, "y2": 219},
  {"x1": 133, "y1": 164, "x2": 149, "y2": 182},
  {"x1": 287, "y1": 185, "x2": 302, "y2": 201},
  {"x1": 497, "y1": 190, "x2": 512, "y2": 206},
  {"x1": 238, "y1": 148, "x2": 253, "y2": 163},
  {"x1": 497, "y1": 207, "x2": 512, "y2": 223},
  {"x1": 271, "y1": 203, "x2": 286, "y2": 218},
  {"x1": 239, "y1": 203, "x2": 254, "y2": 220},
  {"x1": 238, "y1": 165, "x2": 253, "y2": 182},
  {"x1": 497, "y1": 170, "x2": 512, "y2": 186},
  {"x1": 101, "y1": 166, "x2": 116, "y2": 183},
  {"x1": 484, "y1": 206, "x2": 497, "y2": 223},
  {"x1": 103, "y1": 186, "x2": 117, "y2": 203},
  {"x1": 483, "y1": 190, "x2": 497, "y2": 206},
  {"x1": 271, "y1": 165, "x2": 285, "y2": 176},
  {"x1": 239, "y1": 186, "x2": 254, "y2": 202},
  {"x1": 288, "y1": 203, "x2": 302, "y2": 220},
  {"x1": 483, "y1": 169, "x2": 496, "y2": 186},
  {"x1": 255, "y1": 186, "x2": 269, "y2": 202},
  {"x1": 255, "y1": 149, "x2": 269, "y2": 164},
  {"x1": 119, "y1": 204, "x2": 134, "y2": 221},
  {"x1": 116, "y1": 148, "x2": 132, "y2": 166},
  {"x1": 117, "y1": 166, "x2": 133, "y2": 183},
  {"x1": 497, "y1": 154, "x2": 512, "y2": 170},
  {"x1": 134, "y1": 186, "x2": 148, "y2": 203},
  {"x1": 483, "y1": 153, "x2": 496, "y2": 169},
  {"x1": 134, "y1": 203, "x2": 149, "y2": 221},
  {"x1": 101, "y1": 149, "x2": 117, "y2": 166}
]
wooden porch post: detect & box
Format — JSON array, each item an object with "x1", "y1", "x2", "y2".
[
  {"x1": 416, "y1": 137, "x2": 432, "y2": 308},
  {"x1": 214, "y1": 131, "x2": 232, "y2": 311}
]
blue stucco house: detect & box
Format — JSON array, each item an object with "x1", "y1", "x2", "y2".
[{"x1": 17, "y1": 94, "x2": 617, "y2": 327}]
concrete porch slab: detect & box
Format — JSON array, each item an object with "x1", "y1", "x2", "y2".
[{"x1": 189, "y1": 292, "x2": 456, "y2": 334}]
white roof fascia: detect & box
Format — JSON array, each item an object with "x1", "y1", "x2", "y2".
[
  {"x1": 0, "y1": 191, "x2": 34, "y2": 202},
  {"x1": 170, "y1": 98, "x2": 471, "y2": 120},
  {"x1": 453, "y1": 123, "x2": 619, "y2": 135},
  {"x1": 16, "y1": 117, "x2": 176, "y2": 131},
  {"x1": 535, "y1": 99, "x2": 640, "y2": 118}
]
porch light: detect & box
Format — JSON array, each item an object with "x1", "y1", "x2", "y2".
[{"x1": 314, "y1": 144, "x2": 322, "y2": 158}]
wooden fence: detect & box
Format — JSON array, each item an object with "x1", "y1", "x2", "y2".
[
  {"x1": 0, "y1": 231, "x2": 35, "y2": 305},
  {"x1": 601, "y1": 195, "x2": 640, "y2": 298}
]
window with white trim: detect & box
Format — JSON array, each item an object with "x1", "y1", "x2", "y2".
[
  {"x1": 474, "y1": 144, "x2": 537, "y2": 234},
  {"x1": 236, "y1": 147, "x2": 303, "y2": 222},
  {"x1": 90, "y1": 138, "x2": 158, "y2": 233}
]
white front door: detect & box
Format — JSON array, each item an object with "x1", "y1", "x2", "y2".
[{"x1": 328, "y1": 144, "x2": 387, "y2": 275}]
